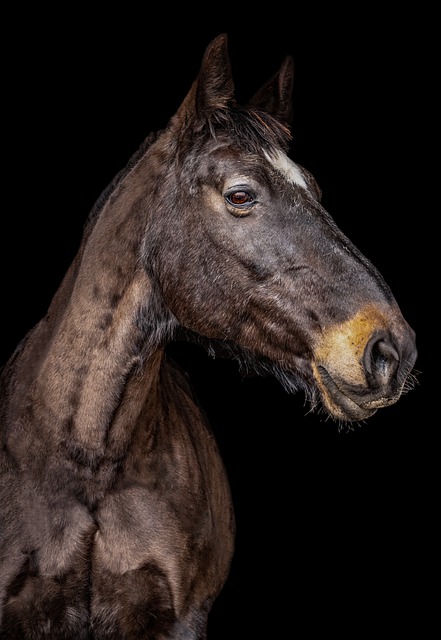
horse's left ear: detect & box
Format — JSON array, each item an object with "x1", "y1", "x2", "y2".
[
  {"x1": 170, "y1": 34, "x2": 235, "y2": 131},
  {"x1": 248, "y1": 56, "x2": 294, "y2": 125}
]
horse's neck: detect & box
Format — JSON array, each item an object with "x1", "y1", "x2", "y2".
[{"x1": 4, "y1": 166, "x2": 172, "y2": 464}]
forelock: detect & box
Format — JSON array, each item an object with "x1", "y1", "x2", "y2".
[{"x1": 207, "y1": 104, "x2": 292, "y2": 155}]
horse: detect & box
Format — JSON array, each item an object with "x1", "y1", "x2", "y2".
[{"x1": 0, "y1": 33, "x2": 417, "y2": 639}]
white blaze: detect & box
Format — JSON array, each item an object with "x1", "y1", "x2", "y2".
[{"x1": 265, "y1": 149, "x2": 307, "y2": 189}]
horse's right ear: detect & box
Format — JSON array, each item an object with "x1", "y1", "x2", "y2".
[
  {"x1": 169, "y1": 34, "x2": 235, "y2": 132},
  {"x1": 248, "y1": 55, "x2": 294, "y2": 126}
]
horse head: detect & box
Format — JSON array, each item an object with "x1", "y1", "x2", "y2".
[{"x1": 138, "y1": 34, "x2": 417, "y2": 424}]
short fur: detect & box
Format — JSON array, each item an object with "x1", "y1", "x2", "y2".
[{"x1": 0, "y1": 34, "x2": 417, "y2": 639}]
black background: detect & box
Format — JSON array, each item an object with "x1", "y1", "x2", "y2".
[{"x1": 1, "y1": 7, "x2": 435, "y2": 638}]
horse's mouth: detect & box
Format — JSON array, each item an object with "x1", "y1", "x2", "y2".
[{"x1": 315, "y1": 365, "x2": 384, "y2": 422}]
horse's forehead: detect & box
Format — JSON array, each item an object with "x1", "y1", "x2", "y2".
[
  {"x1": 196, "y1": 142, "x2": 307, "y2": 190},
  {"x1": 264, "y1": 149, "x2": 307, "y2": 189}
]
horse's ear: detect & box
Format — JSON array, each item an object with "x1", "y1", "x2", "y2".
[
  {"x1": 195, "y1": 33, "x2": 235, "y2": 114},
  {"x1": 249, "y1": 55, "x2": 294, "y2": 125},
  {"x1": 170, "y1": 34, "x2": 235, "y2": 130}
]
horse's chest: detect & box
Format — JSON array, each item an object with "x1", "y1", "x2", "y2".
[
  {"x1": 2, "y1": 485, "x2": 217, "y2": 638},
  {"x1": 92, "y1": 486, "x2": 201, "y2": 573}
]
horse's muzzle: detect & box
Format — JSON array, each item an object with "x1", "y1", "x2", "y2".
[{"x1": 312, "y1": 307, "x2": 418, "y2": 422}]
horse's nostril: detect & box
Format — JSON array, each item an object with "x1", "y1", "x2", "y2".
[{"x1": 364, "y1": 334, "x2": 399, "y2": 385}]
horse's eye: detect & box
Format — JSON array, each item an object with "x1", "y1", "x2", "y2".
[
  {"x1": 227, "y1": 191, "x2": 253, "y2": 206},
  {"x1": 224, "y1": 188, "x2": 256, "y2": 217}
]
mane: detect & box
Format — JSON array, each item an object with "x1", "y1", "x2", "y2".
[
  {"x1": 38, "y1": 129, "x2": 165, "y2": 315},
  {"x1": 207, "y1": 104, "x2": 292, "y2": 154},
  {"x1": 83, "y1": 129, "x2": 163, "y2": 235}
]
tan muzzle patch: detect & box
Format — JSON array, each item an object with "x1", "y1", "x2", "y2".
[{"x1": 312, "y1": 304, "x2": 389, "y2": 386}]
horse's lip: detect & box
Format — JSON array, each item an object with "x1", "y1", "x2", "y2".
[{"x1": 316, "y1": 365, "x2": 377, "y2": 421}]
